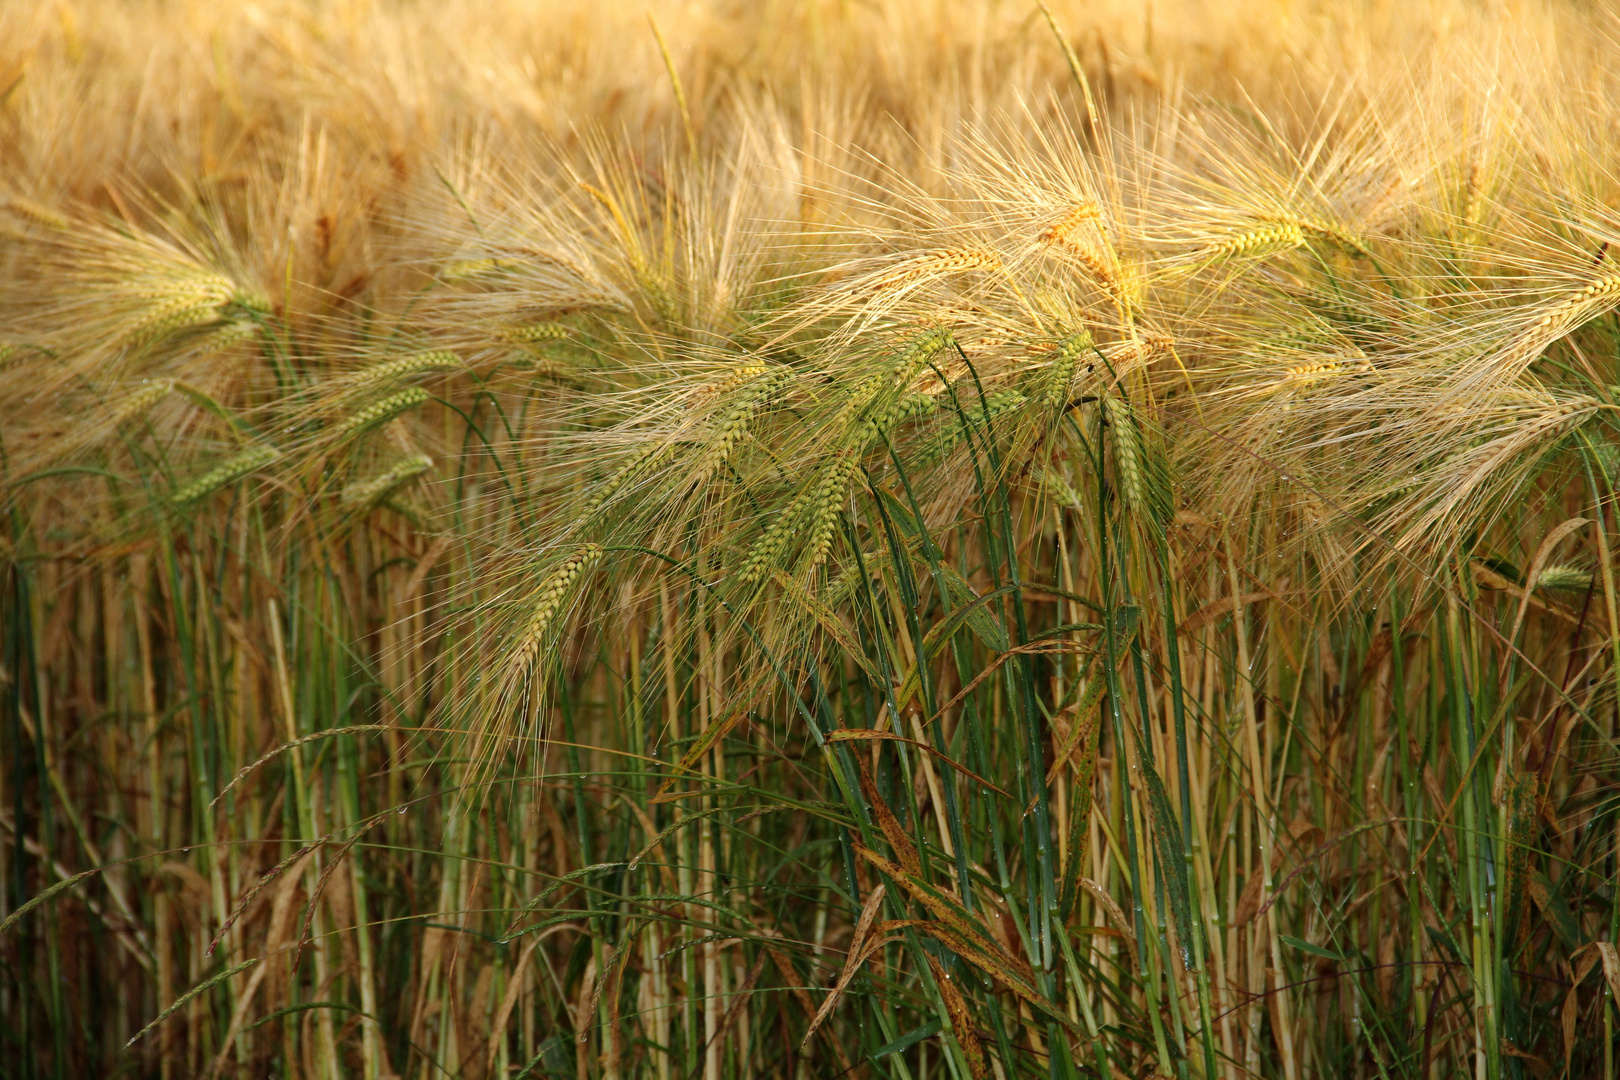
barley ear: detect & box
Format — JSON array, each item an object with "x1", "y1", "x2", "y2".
[
  {"x1": 339, "y1": 388, "x2": 431, "y2": 436},
  {"x1": 506, "y1": 545, "x2": 605, "y2": 678},
  {"x1": 1103, "y1": 396, "x2": 1170, "y2": 529},
  {"x1": 342, "y1": 455, "x2": 434, "y2": 507},
  {"x1": 1044, "y1": 331, "x2": 1094, "y2": 413},
  {"x1": 170, "y1": 444, "x2": 281, "y2": 506}
]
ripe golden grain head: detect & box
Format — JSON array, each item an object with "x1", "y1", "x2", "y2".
[
  {"x1": 1039, "y1": 202, "x2": 1103, "y2": 248},
  {"x1": 1202, "y1": 222, "x2": 1306, "y2": 260},
  {"x1": 5, "y1": 197, "x2": 70, "y2": 231},
  {"x1": 863, "y1": 248, "x2": 1003, "y2": 297}
]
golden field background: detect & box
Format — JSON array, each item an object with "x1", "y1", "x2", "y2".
[{"x1": 5, "y1": 2, "x2": 1620, "y2": 1079}]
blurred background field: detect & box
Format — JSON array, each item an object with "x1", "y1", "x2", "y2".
[{"x1": 5, "y1": 2, "x2": 1620, "y2": 1078}]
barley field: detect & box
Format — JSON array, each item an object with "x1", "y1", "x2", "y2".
[{"x1": 5, "y1": 1, "x2": 1620, "y2": 1078}]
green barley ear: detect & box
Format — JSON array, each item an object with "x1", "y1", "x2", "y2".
[
  {"x1": 911, "y1": 389, "x2": 1026, "y2": 471},
  {"x1": 843, "y1": 329, "x2": 953, "y2": 443},
  {"x1": 889, "y1": 327, "x2": 953, "y2": 385},
  {"x1": 443, "y1": 257, "x2": 516, "y2": 281},
  {"x1": 799, "y1": 455, "x2": 861, "y2": 576},
  {"x1": 1035, "y1": 464, "x2": 1086, "y2": 511},
  {"x1": 887, "y1": 392, "x2": 937, "y2": 426},
  {"x1": 506, "y1": 545, "x2": 605, "y2": 677},
  {"x1": 1593, "y1": 439, "x2": 1620, "y2": 479},
  {"x1": 195, "y1": 319, "x2": 261, "y2": 355},
  {"x1": 1042, "y1": 331, "x2": 1094, "y2": 413},
  {"x1": 127, "y1": 296, "x2": 231, "y2": 349},
  {"x1": 116, "y1": 273, "x2": 239, "y2": 350},
  {"x1": 693, "y1": 364, "x2": 785, "y2": 484},
  {"x1": 227, "y1": 289, "x2": 273, "y2": 314},
  {"x1": 494, "y1": 322, "x2": 570, "y2": 344},
  {"x1": 583, "y1": 440, "x2": 679, "y2": 517},
  {"x1": 1535, "y1": 564, "x2": 1593, "y2": 592},
  {"x1": 169, "y1": 444, "x2": 280, "y2": 506},
  {"x1": 1103, "y1": 395, "x2": 1144, "y2": 507},
  {"x1": 339, "y1": 387, "x2": 431, "y2": 435},
  {"x1": 1103, "y1": 395, "x2": 1171, "y2": 530},
  {"x1": 110, "y1": 380, "x2": 176, "y2": 427},
  {"x1": 739, "y1": 482, "x2": 818, "y2": 585},
  {"x1": 349, "y1": 351, "x2": 462, "y2": 389},
  {"x1": 342, "y1": 454, "x2": 433, "y2": 507}
]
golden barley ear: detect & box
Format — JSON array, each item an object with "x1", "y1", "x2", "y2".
[
  {"x1": 4, "y1": 196, "x2": 71, "y2": 231},
  {"x1": 1040, "y1": 204, "x2": 1122, "y2": 289},
  {"x1": 1189, "y1": 223, "x2": 1306, "y2": 272},
  {"x1": 861, "y1": 248, "x2": 1003, "y2": 298}
]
